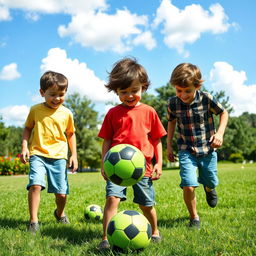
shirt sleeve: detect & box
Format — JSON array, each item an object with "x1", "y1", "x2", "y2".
[
  {"x1": 207, "y1": 93, "x2": 225, "y2": 115},
  {"x1": 167, "y1": 97, "x2": 177, "y2": 121},
  {"x1": 25, "y1": 107, "x2": 35, "y2": 129}
]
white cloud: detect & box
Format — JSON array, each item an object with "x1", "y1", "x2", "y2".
[
  {"x1": 0, "y1": 105, "x2": 29, "y2": 127},
  {"x1": 133, "y1": 31, "x2": 156, "y2": 50},
  {"x1": 153, "y1": 0, "x2": 235, "y2": 57},
  {"x1": 1, "y1": 0, "x2": 154, "y2": 53},
  {"x1": 0, "y1": 0, "x2": 107, "y2": 15},
  {"x1": 209, "y1": 61, "x2": 256, "y2": 116},
  {"x1": 58, "y1": 9, "x2": 152, "y2": 53},
  {"x1": 0, "y1": 63, "x2": 21, "y2": 80},
  {"x1": 40, "y1": 47, "x2": 118, "y2": 103}
]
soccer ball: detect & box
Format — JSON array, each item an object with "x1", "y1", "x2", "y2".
[
  {"x1": 107, "y1": 210, "x2": 152, "y2": 251},
  {"x1": 103, "y1": 144, "x2": 146, "y2": 186},
  {"x1": 84, "y1": 204, "x2": 103, "y2": 221}
]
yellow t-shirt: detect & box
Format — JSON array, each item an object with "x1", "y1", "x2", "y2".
[{"x1": 25, "y1": 103, "x2": 75, "y2": 159}]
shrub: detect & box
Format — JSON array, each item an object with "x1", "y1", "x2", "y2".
[
  {"x1": 0, "y1": 156, "x2": 29, "y2": 175},
  {"x1": 229, "y1": 153, "x2": 244, "y2": 163}
]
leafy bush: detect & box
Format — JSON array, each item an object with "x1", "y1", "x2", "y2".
[
  {"x1": 229, "y1": 153, "x2": 244, "y2": 163},
  {"x1": 0, "y1": 156, "x2": 29, "y2": 175}
]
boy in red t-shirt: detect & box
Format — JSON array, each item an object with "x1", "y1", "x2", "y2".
[{"x1": 97, "y1": 57, "x2": 167, "y2": 249}]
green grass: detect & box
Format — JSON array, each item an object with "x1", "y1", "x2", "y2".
[{"x1": 0, "y1": 163, "x2": 255, "y2": 256}]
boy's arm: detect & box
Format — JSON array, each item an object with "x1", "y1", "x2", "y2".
[
  {"x1": 167, "y1": 119, "x2": 176, "y2": 162},
  {"x1": 210, "y1": 109, "x2": 229, "y2": 148},
  {"x1": 67, "y1": 132, "x2": 78, "y2": 172},
  {"x1": 20, "y1": 127, "x2": 32, "y2": 164},
  {"x1": 152, "y1": 138, "x2": 163, "y2": 180},
  {"x1": 101, "y1": 139, "x2": 112, "y2": 180}
]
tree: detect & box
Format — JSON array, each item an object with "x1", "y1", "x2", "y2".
[
  {"x1": 65, "y1": 93, "x2": 101, "y2": 170},
  {"x1": 0, "y1": 117, "x2": 8, "y2": 156}
]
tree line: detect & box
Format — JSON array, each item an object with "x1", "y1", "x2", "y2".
[{"x1": 0, "y1": 84, "x2": 255, "y2": 170}]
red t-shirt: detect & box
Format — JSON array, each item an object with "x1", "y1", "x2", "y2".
[{"x1": 98, "y1": 103, "x2": 167, "y2": 176}]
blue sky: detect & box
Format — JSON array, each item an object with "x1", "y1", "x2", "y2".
[{"x1": 0, "y1": 0, "x2": 255, "y2": 126}]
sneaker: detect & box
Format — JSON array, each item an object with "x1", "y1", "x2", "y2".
[
  {"x1": 54, "y1": 209, "x2": 70, "y2": 224},
  {"x1": 97, "y1": 240, "x2": 110, "y2": 250},
  {"x1": 204, "y1": 186, "x2": 218, "y2": 208},
  {"x1": 27, "y1": 222, "x2": 40, "y2": 234},
  {"x1": 151, "y1": 233, "x2": 162, "y2": 243},
  {"x1": 188, "y1": 219, "x2": 200, "y2": 229}
]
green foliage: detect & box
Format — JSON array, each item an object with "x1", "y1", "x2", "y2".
[
  {"x1": 229, "y1": 153, "x2": 244, "y2": 163},
  {"x1": 65, "y1": 93, "x2": 101, "y2": 169},
  {"x1": 0, "y1": 156, "x2": 29, "y2": 175},
  {"x1": 0, "y1": 163, "x2": 255, "y2": 255}
]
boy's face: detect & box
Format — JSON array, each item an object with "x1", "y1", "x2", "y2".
[
  {"x1": 40, "y1": 85, "x2": 67, "y2": 109},
  {"x1": 174, "y1": 84, "x2": 199, "y2": 104},
  {"x1": 117, "y1": 80, "x2": 143, "y2": 107}
]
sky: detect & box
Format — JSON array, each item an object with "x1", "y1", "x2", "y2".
[{"x1": 0, "y1": 0, "x2": 256, "y2": 127}]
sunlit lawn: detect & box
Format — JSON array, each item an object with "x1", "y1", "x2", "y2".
[{"x1": 0, "y1": 163, "x2": 255, "y2": 255}]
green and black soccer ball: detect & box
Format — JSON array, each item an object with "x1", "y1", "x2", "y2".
[
  {"x1": 103, "y1": 144, "x2": 146, "y2": 186},
  {"x1": 84, "y1": 204, "x2": 103, "y2": 221},
  {"x1": 107, "y1": 210, "x2": 152, "y2": 250}
]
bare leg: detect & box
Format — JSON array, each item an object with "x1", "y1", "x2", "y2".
[
  {"x1": 139, "y1": 205, "x2": 159, "y2": 236},
  {"x1": 28, "y1": 185, "x2": 41, "y2": 223},
  {"x1": 183, "y1": 186, "x2": 199, "y2": 219},
  {"x1": 102, "y1": 196, "x2": 120, "y2": 240},
  {"x1": 55, "y1": 193, "x2": 67, "y2": 217}
]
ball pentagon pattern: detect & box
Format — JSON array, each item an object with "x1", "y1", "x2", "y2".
[
  {"x1": 103, "y1": 144, "x2": 146, "y2": 186},
  {"x1": 107, "y1": 210, "x2": 152, "y2": 250},
  {"x1": 84, "y1": 204, "x2": 103, "y2": 221}
]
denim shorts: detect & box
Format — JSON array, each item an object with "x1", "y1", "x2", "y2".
[
  {"x1": 106, "y1": 177, "x2": 155, "y2": 207},
  {"x1": 178, "y1": 150, "x2": 219, "y2": 189},
  {"x1": 27, "y1": 155, "x2": 69, "y2": 194}
]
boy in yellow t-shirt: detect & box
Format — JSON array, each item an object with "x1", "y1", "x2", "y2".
[{"x1": 20, "y1": 71, "x2": 78, "y2": 234}]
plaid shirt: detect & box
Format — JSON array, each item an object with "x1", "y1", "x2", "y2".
[{"x1": 167, "y1": 90, "x2": 225, "y2": 156}]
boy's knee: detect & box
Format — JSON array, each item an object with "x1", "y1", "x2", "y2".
[{"x1": 29, "y1": 185, "x2": 42, "y2": 192}]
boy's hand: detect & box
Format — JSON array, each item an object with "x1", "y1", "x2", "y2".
[
  {"x1": 20, "y1": 149, "x2": 30, "y2": 164},
  {"x1": 151, "y1": 163, "x2": 162, "y2": 180},
  {"x1": 209, "y1": 132, "x2": 223, "y2": 148},
  {"x1": 69, "y1": 156, "x2": 78, "y2": 173},
  {"x1": 167, "y1": 147, "x2": 175, "y2": 162}
]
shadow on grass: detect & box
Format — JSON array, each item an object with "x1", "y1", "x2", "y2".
[
  {"x1": 0, "y1": 217, "x2": 27, "y2": 229},
  {"x1": 158, "y1": 216, "x2": 188, "y2": 228},
  {"x1": 42, "y1": 225, "x2": 100, "y2": 245}
]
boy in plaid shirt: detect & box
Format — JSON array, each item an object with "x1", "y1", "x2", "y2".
[{"x1": 167, "y1": 63, "x2": 228, "y2": 228}]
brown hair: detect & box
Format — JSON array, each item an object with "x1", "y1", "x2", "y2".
[
  {"x1": 40, "y1": 71, "x2": 68, "y2": 92},
  {"x1": 170, "y1": 63, "x2": 203, "y2": 88},
  {"x1": 105, "y1": 57, "x2": 150, "y2": 93}
]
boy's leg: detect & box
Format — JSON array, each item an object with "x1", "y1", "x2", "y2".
[
  {"x1": 55, "y1": 193, "x2": 67, "y2": 217},
  {"x1": 139, "y1": 205, "x2": 159, "y2": 237},
  {"x1": 133, "y1": 177, "x2": 160, "y2": 240},
  {"x1": 102, "y1": 196, "x2": 121, "y2": 240},
  {"x1": 98, "y1": 180, "x2": 126, "y2": 249},
  {"x1": 183, "y1": 186, "x2": 199, "y2": 220},
  {"x1": 28, "y1": 185, "x2": 42, "y2": 223}
]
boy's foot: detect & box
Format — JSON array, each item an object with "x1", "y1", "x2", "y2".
[
  {"x1": 27, "y1": 222, "x2": 40, "y2": 234},
  {"x1": 204, "y1": 186, "x2": 218, "y2": 208},
  {"x1": 188, "y1": 219, "x2": 200, "y2": 229},
  {"x1": 97, "y1": 240, "x2": 110, "y2": 250},
  {"x1": 54, "y1": 209, "x2": 70, "y2": 224},
  {"x1": 151, "y1": 233, "x2": 161, "y2": 243}
]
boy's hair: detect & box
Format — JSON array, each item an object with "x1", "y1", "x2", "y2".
[
  {"x1": 170, "y1": 63, "x2": 203, "y2": 88},
  {"x1": 40, "y1": 71, "x2": 68, "y2": 92},
  {"x1": 105, "y1": 57, "x2": 150, "y2": 93}
]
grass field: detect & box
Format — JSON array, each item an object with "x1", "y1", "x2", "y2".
[{"x1": 0, "y1": 163, "x2": 255, "y2": 256}]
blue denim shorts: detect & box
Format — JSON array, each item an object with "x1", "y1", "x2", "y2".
[
  {"x1": 27, "y1": 155, "x2": 69, "y2": 194},
  {"x1": 178, "y1": 150, "x2": 219, "y2": 189},
  {"x1": 106, "y1": 177, "x2": 155, "y2": 207}
]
